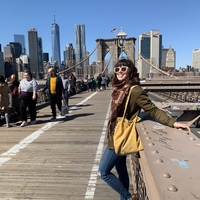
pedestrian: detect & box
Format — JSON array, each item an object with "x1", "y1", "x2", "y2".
[
  {"x1": 101, "y1": 74, "x2": 107, "y2": 90},
  {"x1": 61, "y1": 72, "x2": 70, "y2": 107},
  {"x1": 97, "y1": 58, "x2": 190, "y2": 200},
  {"x1": 0, "y1": 75, "x2": 12, "y2": 127},
  {"x1": 8, "y1": 74, "x2": 20, "y2": 121},
  {"x1": 40, "y1": 68, "x2": 64, "y2": 121},
  {"x1": 18, "y1": 71, "x2": 38, "y2": 127},
  {"x1": 91, "y1": 75, "x2": 96, "y2": 91},
  {"x1": 70, "y1": 73, "x2": 77, "y2": 94},
  {"x1": 96, "y1": 73, "x2": 102, "y2": 91}
]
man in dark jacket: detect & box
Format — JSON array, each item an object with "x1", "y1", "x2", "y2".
[{"x1": 40, "y1": 68, "x2": 64, "y2": 121}]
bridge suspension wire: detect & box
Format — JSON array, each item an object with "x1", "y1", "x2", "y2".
[
  {"x1": 132, "y1": 42, "x2": 172, "y2": 77},
  {"x1": 101, "y1": 47, "x2": 115, "y2": 74},
  {"x1": 57, "y1": 43, "x2": 100, "y2": 75}
]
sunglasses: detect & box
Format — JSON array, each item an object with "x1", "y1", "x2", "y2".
[{"x1": 114, "y1": 66, "x2": 129, "y2": 73}]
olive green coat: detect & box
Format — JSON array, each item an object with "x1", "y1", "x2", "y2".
[
  {"x1": 0, "y1": 83, "x2": 11, "y2": 110},
  {"x1": 108, "y1": 85, "x2": 176, "y2": 149}
]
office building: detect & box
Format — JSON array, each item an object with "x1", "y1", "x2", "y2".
[
  {"x1": 38, "y1": 37, "x2": 44, "y2": 78},
  {"x1": 192, "y1": 49, "x2": 200, "y2": 71},
  {"x1": 51, "y1": 15, "x2": 61, "y2": 68},
  {"x1": 138, "y1": 30, "x2": 162, "y2": 78},
  {"x1": 43, "y1": 53, "x2": 49, "y2": 62},
  {"x1": 9, "y1": 42, "x2": 22, "y2": 58},
  {"x1": 75, "y1": 24, "x2": 87, "y2": 68},
  {"x1": 65, "y1": 43, "x2": 75, "y2": 68},
  {"x1": 0, "y1": 45, "x2": 4, "y2": 76},
  {"x1": 28, "y1": 28, "x2": 39, "y2": 78},
  {"x1": 14, "y1": 34, "x2": 26, "y2": 54},
  {"x1": 162, "y1": 47, "x2": 176, "y2": 70},
  {"x1": 4, "y1": 44, "x2": 17, "y2": 78}
]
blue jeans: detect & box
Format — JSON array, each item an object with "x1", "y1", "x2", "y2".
[
  {"x1": 63, "y1": 89, "x2": 69, "y2": 106},
  {"x1": 98, "y1": 147, "x2": 132, "y2": 200}
]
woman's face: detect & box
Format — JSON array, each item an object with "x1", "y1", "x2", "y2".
[
  {"x1": 24, "y1": 73, "x2": 30, "y2": 80},
  {"x1": 114, "y1": 65, "x2": 129, "y2": 82}
]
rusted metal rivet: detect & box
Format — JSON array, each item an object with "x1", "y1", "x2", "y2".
[
  {"x1": 167, "y1": 185, "x2": 178, "y2": 192},
  {"x1": 148, "y1": 142, "x2": 155, "y2": 146},
  {"x1": 156, "y1": 159, "x2": 164, "y2": 163},
  {"x1": 163, "y1": 172, "x2": 171, "y2": 178},
  {"x1": 152, "y1": 150, "x2": 159, "y2": 154}
]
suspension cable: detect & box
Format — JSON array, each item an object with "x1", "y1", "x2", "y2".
[
  {"x1": 57, "y1": 42, "x2": 99, "y2": 75},
  {"x1": 132, "y1": 42, "x2": 171, "y2": 77}
]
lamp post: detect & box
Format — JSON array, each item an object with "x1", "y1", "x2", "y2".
[{"x1": 116, "y1": 27, "x2": 127, "y2": 58}]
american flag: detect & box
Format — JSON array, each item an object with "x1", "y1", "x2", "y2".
[{"x1": 111, "y1": 28, "x2": 116, "y2": 33}]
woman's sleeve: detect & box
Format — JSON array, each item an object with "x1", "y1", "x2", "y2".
[
  {"x1": 33, "y1": 79, "x2": 38, "y2": 92},
  {"x1": 135, "y1": 86, "x2": 176, "y2": 127}
]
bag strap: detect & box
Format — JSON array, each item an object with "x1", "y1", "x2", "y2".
[{"x1": 122, "y1": 85, "x2": 136, "y2": 117}]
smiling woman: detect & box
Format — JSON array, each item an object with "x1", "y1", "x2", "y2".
[{"x1": 97, "y1": 58, "x2": 190, "y2": 200}]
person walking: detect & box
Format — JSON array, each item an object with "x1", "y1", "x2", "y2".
[
  {"x1": 40, "y1": 68, "x2": 64, "y2": 121},
  {"x1": 96, "y1": 73, "x2": 102, "y2": 91},
  {"x1": 97, "y1": 58, "x2": 190, "y2": 200},
  {"x1": 18, "y1": 71, "x2": 38, "y2": 127},
  {"x1": 61, "y1": 72, "x2": 70, "y2": 107},
  {"x1": 0, "y1": 75, "x2": 12, "y2": 128},
  {"x1": 101, "y1": 74, "x2": 107, "y2": 90}
]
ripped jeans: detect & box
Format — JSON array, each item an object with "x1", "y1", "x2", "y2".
[{"x1": 98, "y1": 147, "x2": 132, "y2": 200}]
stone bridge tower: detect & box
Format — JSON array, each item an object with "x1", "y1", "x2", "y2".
[{"x1": 96, "y1": 36, "x2": 136, "y2": 74}]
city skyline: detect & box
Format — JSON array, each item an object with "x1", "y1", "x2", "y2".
[{"x1": 0, "y1": 0, "x2": 200, "y2": 69}]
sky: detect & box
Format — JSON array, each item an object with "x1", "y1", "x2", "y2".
[{"x1": 0, "y1": 0, "x2": 200, "y2": 69}]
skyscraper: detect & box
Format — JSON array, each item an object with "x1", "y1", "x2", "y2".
[
  {"x1": 14, "y1": 34, "x2": 26, "y2": 54},
  {"x1": 75, "y1": 24, "x2": 86, "y2": 68},
  {"x1": 0, "y1": 44, "x2": 5, "y2": 77},
  {"x1": 138, "y1": 30, "x2": 162, "y2": 78},
  {"x1": 9, "y1": 42, "x2": 22, "y2": 58},
  {"x1": 28, "y1": 28, "x2": 39, "y2": 78},
  {"x1": 51, "y1": 14, "x2": 61, "y2": 68},
  {"x1": 65, "y1": 43, "x2": 75, "y2": 68}
]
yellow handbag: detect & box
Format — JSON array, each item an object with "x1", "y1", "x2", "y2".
[{"x1": 113, "y1": 86, "x2": 143, "y2": 155}]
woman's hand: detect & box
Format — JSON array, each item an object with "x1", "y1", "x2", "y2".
[
  {"x1": 173, "y1": 122, "x2": 190, "y2": 131},
  {"x1": 32, "y1": 93, "x2": 37, "y2": 100}
]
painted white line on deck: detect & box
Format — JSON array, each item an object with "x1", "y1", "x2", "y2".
[
  {"x1": 84, "y1": 103, "x2": 111, "y2": 199},
  {"x1": 0, "y1": 92, "x2": 98, "y2": 167}
]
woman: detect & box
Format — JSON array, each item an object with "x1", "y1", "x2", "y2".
[
  {"x1": 0, "y1": 75, "x2": 12, "y2": 127},
  {"x1": 18, "y1": 71, "x2": 38, "y2": 127},
  {"x1": 8, "y1": 74, "x2": 20, "y2": 120},
  {"x1": 98, "y1": 59, "x2": 190, "y2": 200}
]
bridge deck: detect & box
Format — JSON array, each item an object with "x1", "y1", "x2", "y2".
[
  {"x1": 0, "y1": 89, "x2": 132, "y2": 199},
  {"x1": 1, "y1": 88, "x2": 200, "y2": 199}
]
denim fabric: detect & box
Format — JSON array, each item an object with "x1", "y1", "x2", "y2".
[
  {"x1": 98, "y1": 147, "x2": 132, "y2": 200},
  {"x1": 63, "y1": 89, "x2": 69, "y2": 106}
]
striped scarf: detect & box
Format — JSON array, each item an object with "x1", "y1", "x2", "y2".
[{"x1": 107, "y1": 81, "x2": 131, "y2": 138}]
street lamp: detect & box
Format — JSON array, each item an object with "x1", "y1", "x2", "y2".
[{"x1": 116, "y1": 27, "x2": 127, "y2": 58}]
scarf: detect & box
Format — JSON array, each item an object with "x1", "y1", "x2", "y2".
[{"x1": 107, "y1": 81, "x2": 131, "y2": 138}]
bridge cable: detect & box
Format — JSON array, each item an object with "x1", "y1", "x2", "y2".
[
  {"x1": 132, "y1": 42, "x2": 174, "y2": 77},
  {"x1": 57, "y1": 43, "x2": 99, "y2": 75}
]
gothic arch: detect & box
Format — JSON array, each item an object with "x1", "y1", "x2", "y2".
[{"x1": 96, "y1": 37, "x2": 136, "y2": 74}]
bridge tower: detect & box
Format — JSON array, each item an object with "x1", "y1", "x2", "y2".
[{"x1": 96, "y1": 35, "x2": 136, "y2": 74}]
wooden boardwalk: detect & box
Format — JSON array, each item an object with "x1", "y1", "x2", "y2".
[{"x1": 0, "y1": 89, "x2": 133, "y2": 200}]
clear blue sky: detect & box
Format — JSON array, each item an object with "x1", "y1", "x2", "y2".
[{"x1": 1, "y1": 0, "x2": 200, "y2": 69}]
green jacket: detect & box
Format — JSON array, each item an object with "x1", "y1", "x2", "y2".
[{"x1": 108, "y1": 85, "x2": 176, "y2": 149}]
